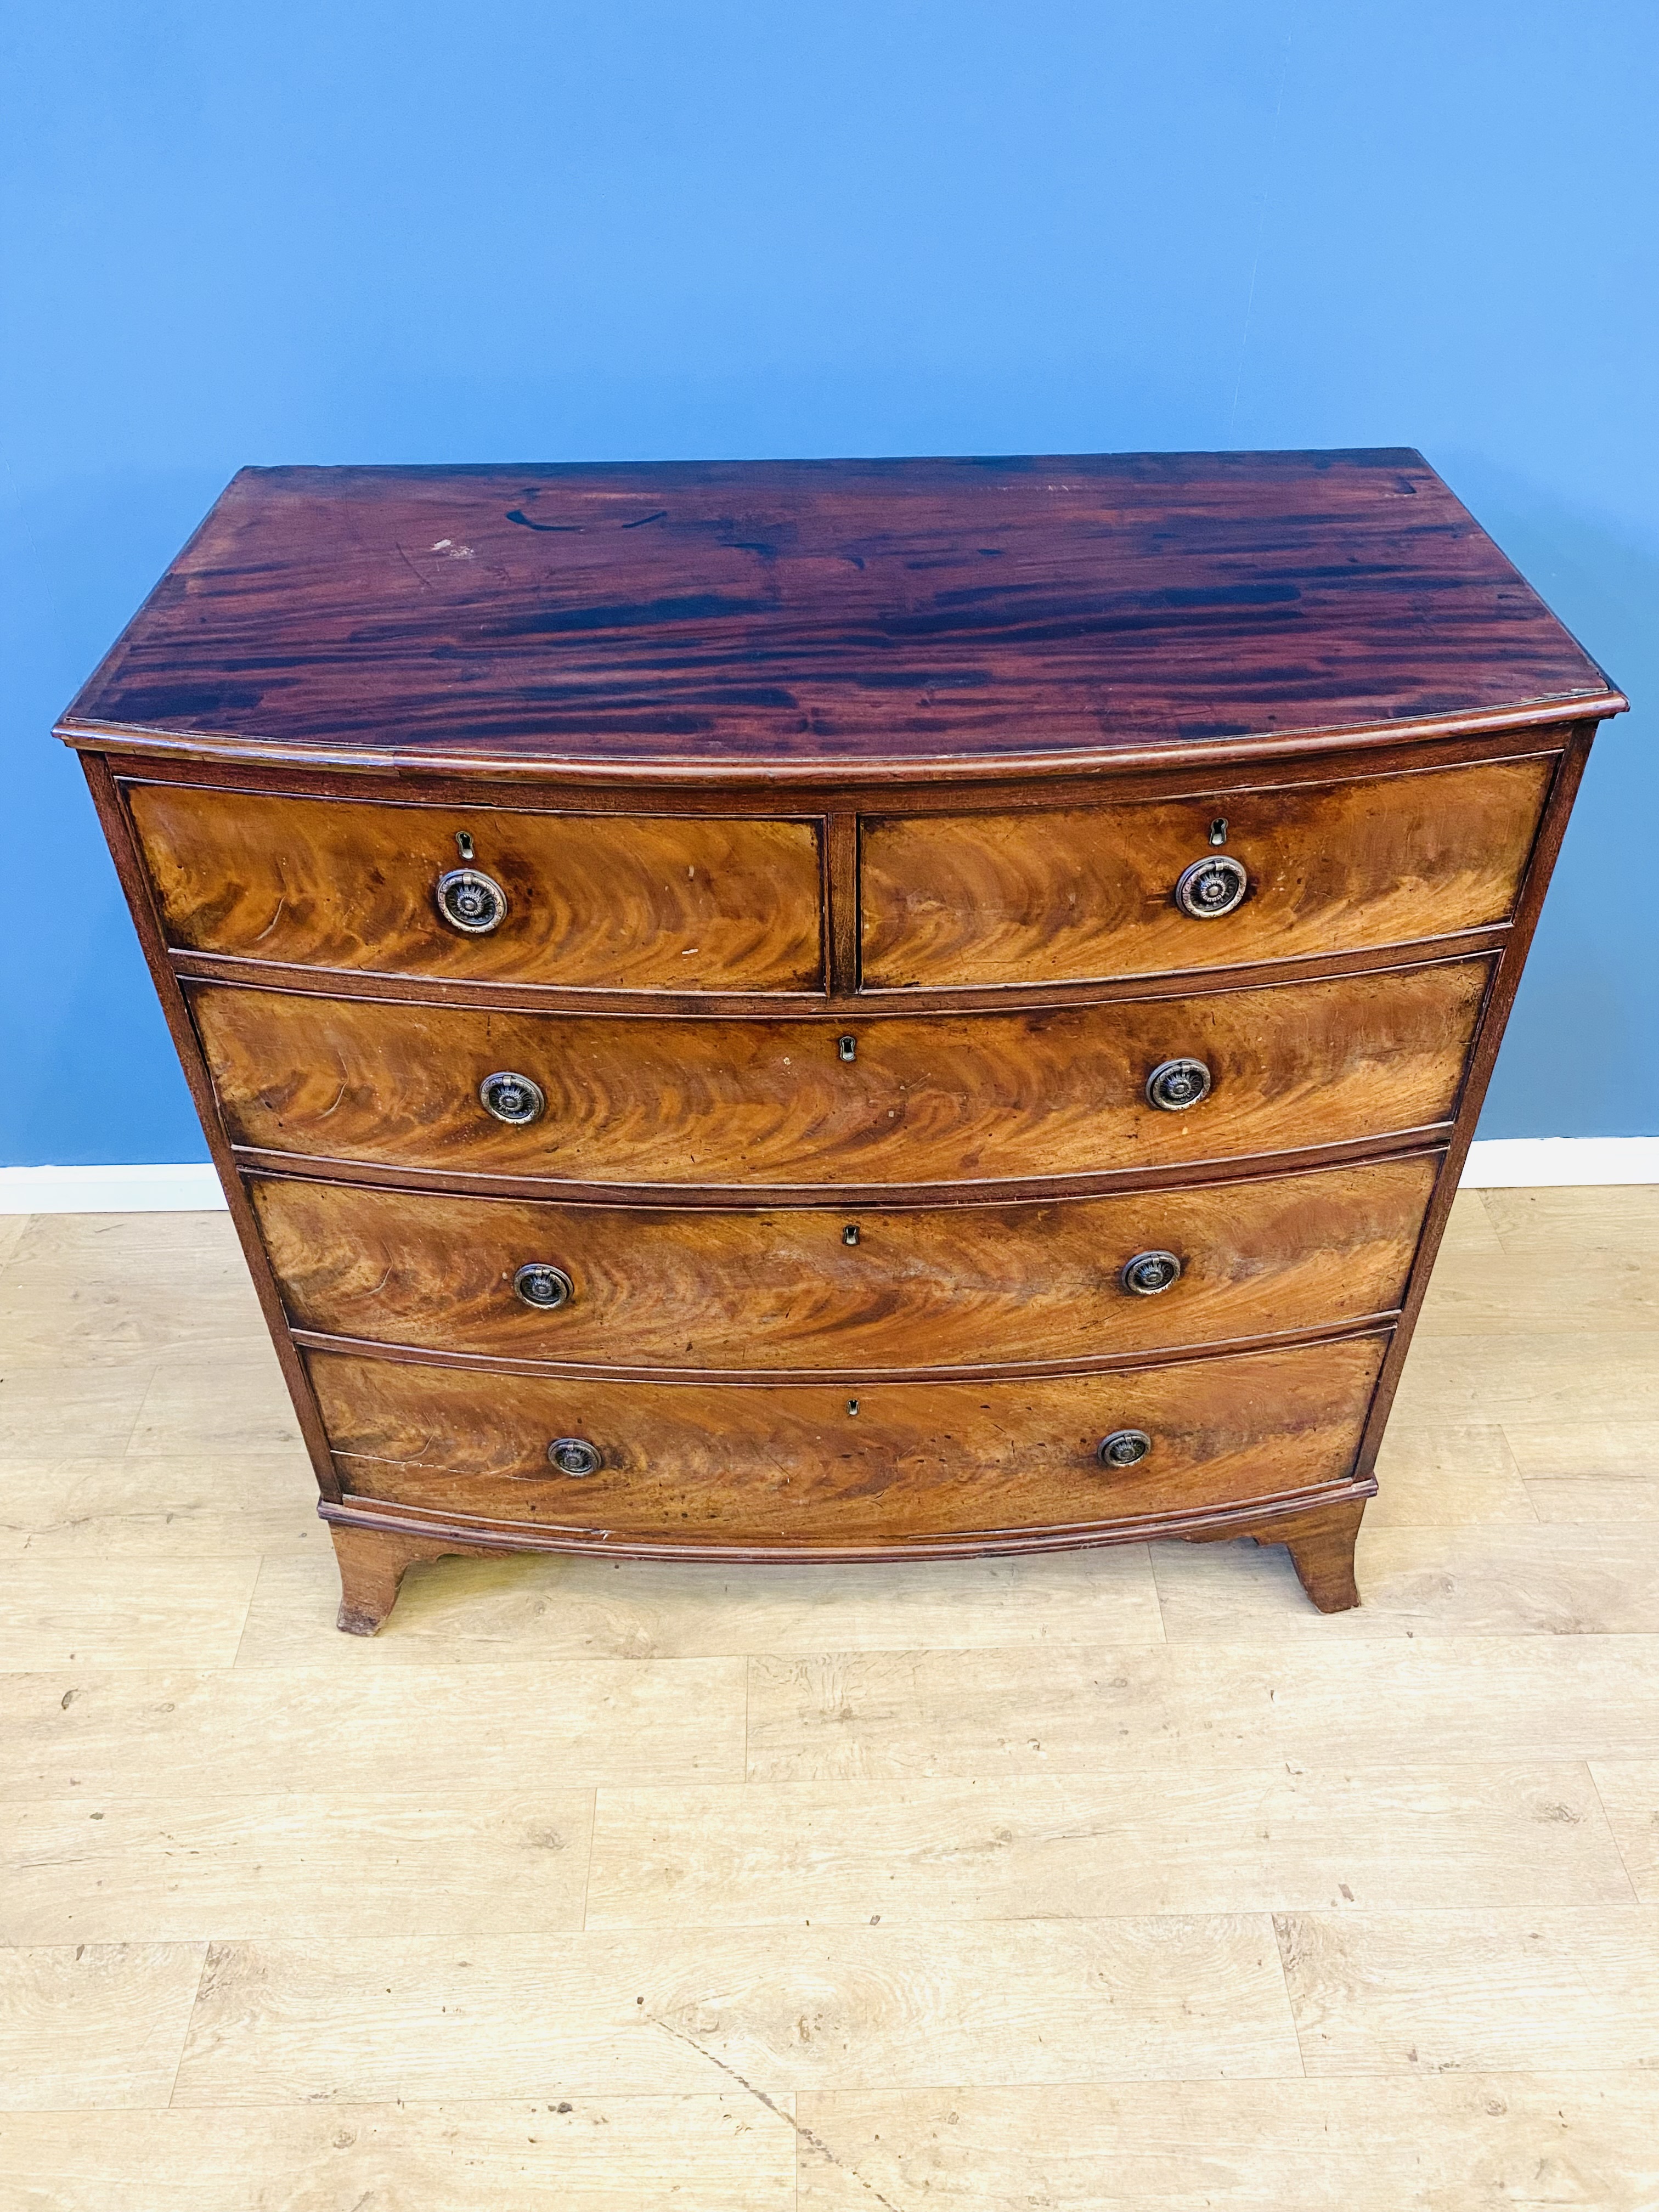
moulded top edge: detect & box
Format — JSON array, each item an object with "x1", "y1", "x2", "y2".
[{"x1": 53, "y1": 691, "x2": 1627, "y2": 789}]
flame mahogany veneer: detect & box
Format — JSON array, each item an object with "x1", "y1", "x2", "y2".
[{"x1": 59, "y1": 451, "x2": 1624, "y2": 1630}]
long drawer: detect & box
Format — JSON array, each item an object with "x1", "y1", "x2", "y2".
[
  {"x1": 860, "y1": 753, "x2": 1553, "y2": 989},
  {"x1": 193, "y1": 957, "x2": 1489, "y2": 1191},
  {"x1": 311, "y1": 1334, "x2": 1389, "y2": 1549},
  {"x1": 126, "y1": 783, "x2": 825, "y2": 993},
  {"x1": 255, "y1": 1154, "x2": 1437, "y2": 1374}
]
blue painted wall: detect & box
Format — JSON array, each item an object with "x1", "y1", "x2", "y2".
[{"x1": 3, "y1": 0, "x2": 1654, "y2": 1164}]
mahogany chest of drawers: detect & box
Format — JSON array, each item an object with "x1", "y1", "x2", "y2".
[{"x1": 59, "y1": 450, "x2": 1624, "y2": 1630}]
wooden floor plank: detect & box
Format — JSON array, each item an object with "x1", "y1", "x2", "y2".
[
  {"x1": 2, "y1": 1183, "x2": 1657, "y2": 2183},
  {"x1": 0, "y1": 1555, "x2": 261, "y2": 1673},
  {"x1": 1410, "y1": 1240, "x2": 1659, "y2": 1333},
  {"x1": 2, "y1": 1460, "x2": 119, "y2": 1535},
  {"x1": 1389, "y1": 1330, "x2": 1659, "y2": 1426},
  {"x1": 233, "y1": 1542, "x2": 1166, "y2": 1667},
  {"x1": 1364, "y1": 1423, "x2": 1536, "y2": 1528},
  {"x1": 794, "y1": 2075, "x2": 1659, "y2": 2211},
  {"x1": 1413, "y1": 1191, "x2": 1639, "y2": 1368},
  {"x1": 3, "y1": 1214, "x2": 244, "y2": 1273},
  {"x1": 1277, "y1": 1905, "x2": 1659, "y2": 2073},
  {"x1": 1506, "y1": 1417, "x2": 1659, "y2": 1524},
  {"x1": 1587, "y1": 1761, "x2": 1659, "y2": 1903},
  {"x1": 0, "y1": 1791, "x2": 595, "y2": 1945},
  {"x1": 0, "y1": 1216, "x2": 267, "y2": 1369},
  {"x1": 0, "y1": 1943, "x2": 204, "y2": 2112},
  {"x1": 3, "y1": 1454, "x2": 319, "y2": 1559},
  {"x1": 0, "y1": 1366, "x2": 153, "y2": 1460},
  {"x1": 1, "y1": 1662, "x2": 746, "y2": 1800},
  {"x1": 126, "y1": 1355, "x2": 302, "y2": 1458},
  {"x1": 0, "y1": 2097, "x2": 799, "y2": 2212},
  {"x1": 1482, "y1": 1185, "x2": 1659, "y2": 1255},
  {"x1": 585, "y1": 1764, "x2": 1633, "y2": 1927},
  {"x1": 1525, "y1": 1476, "x2": 1659, "y2": 1522},
  {"x1": 168, "y1": 1919, "x2": 1302, "y2": 2105},
  {"x1": 744, "y1": 1637, "x2": 1659, "y2": 1781},
  {"x1": 1433, "y1": 1188, "x2": 1509, "y2": 1259},
  {"x1": 1153, "y1": 1521, "x2": 1659, "y2": 1639}
]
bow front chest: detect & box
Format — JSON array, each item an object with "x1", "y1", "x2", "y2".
[{"x1": 60, "y1": 451, "x2": 1624, "y2": 1629}]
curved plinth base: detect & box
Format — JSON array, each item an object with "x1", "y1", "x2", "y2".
[
  {"x1": 1259, "y1": 1498, "x2": 1365, "y2": 1613},
  {"x1": 1178, "y1": 1501, "x2": 1364, "y2": 1612},
  {"x1": 324, "y1": 1487, "x2": 1369, "y2": 1634},
  {"x1": 329, "y1": 1522, "x2": 499, "y2": 1635}
]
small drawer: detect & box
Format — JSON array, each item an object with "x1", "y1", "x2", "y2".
[
  {"x1": 309, "y1": 1333, "x2": 1389, "y2": 1549},
  {"x1": 859, "y1": 753, "x2": 1554, "y2": 990},
  {"x1": 194, "y1": 956, "x2": 1489, "y2": 1192},
  {"x1": 255, "y1": 1154, "x2": 1437, "y2": 1374},
  {"x1": 126, "y1": 783, "x2": 824, "y2": 992}
]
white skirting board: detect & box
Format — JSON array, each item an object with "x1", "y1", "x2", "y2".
[
  {"x1": 1, "y1": 1139, "x2": 1657, "y2": 1212},
  {"x1": 0, "y1": 1164, "x2": 228, "y2": 1214},
  {"x1": 1460, "y1": 1138, "x2": 1659, "y2": 1187}
]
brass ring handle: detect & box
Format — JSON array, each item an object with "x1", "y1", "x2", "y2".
[
  {"x1": 1098, "y1": 1429, "x2": 1152, "y2": 1469},
  {"x1": 436, "y1": 866, "x2": 509, "y2": 935},
  {"x1": 1121, "y1": 1250, "x2": 1181, "y2": 1296},
  {"x1": 514, "y1": 1263, "x2": 573, "y2": 1311},
  {"x1": 1174, "y1": 854, "x2": 1248, "y2": 918},
  {"x1": 479, "y1": 1070, "x2": 546, "y2": 1125},
  {"x1": 1145, "y1": 1057, "x2": 1212, "y2": 1112},
  {"x1": 547, "y1": 1437, "x2": 602, "y2": 1477}
]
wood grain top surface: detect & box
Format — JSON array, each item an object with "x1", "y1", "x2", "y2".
[{"x1": 59, "y1": 450, "x2": 1622, "y2": 781}]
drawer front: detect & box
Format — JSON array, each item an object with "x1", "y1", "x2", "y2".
[
  {"x1": 256, "y1": 1155, "x2": 1437, "y2": 1373},
  {"x1": 195, "y1": 958, "x2": 1488, "y2": 1190},
  {"x1": 310, "y1": 1334, "x2": 1388, "y2": 1547},
  {"x1": 127, "y1": 783, "x2": 824, "y2": 992},
  {"x1": 860, "y1": 754, "x2": 1554, "y2": 990}
]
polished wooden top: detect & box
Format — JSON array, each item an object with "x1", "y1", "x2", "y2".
[{"x1": 59, "y1": 450, "x2": 1623, "y2": 784}]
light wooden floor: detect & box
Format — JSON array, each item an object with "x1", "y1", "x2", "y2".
[{"x1": 1, "y1": 1189, "x2": 1657, "y2": 2209}]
